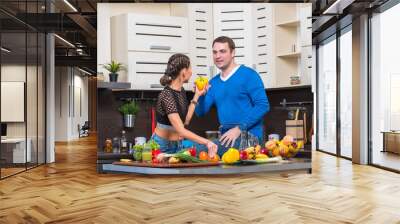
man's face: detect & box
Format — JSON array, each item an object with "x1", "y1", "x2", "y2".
[{"x1": 212, "y1": 42, "x2": 235, "y2": 71}]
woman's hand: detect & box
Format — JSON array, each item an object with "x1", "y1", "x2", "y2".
[{"x1": 206, "y1": 141, "x2": 218, "y2": 159}]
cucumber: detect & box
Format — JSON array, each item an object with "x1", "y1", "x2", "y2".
[{"x1": 173, "y1": 153, "x2": 204, "y2": 163}]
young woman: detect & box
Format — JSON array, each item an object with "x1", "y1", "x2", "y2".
[{"x1": 151, "y1": 53, "x2": 218, "y2": 158}]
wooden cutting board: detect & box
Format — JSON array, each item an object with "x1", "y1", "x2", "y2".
[{"x1": 113, "y1": 161, "x2": 220, "y2": 168}]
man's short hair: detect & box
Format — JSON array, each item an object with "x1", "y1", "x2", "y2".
[{"x1": 212, "y1": 36, "x2": 235, "y2": 52}]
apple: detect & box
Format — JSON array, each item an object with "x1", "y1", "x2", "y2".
[
  {"x1": 265, "y1": 140, "x2": 278, "y2": 150},
  {"x1": 282, "y1": 135, "x2": 294, "y2": 146},
  {"x1": 239, "y1": 150, "x2": 248, "y2": 160},
  {"x1": 259, "y1": 148, "x2": 268, "y2": 155}
]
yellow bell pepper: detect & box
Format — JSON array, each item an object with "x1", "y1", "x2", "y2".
[
  {"x1": 194, "y1": 76, "x2": 209, "y2": 91},
  {"x1": 222, "y1": 148, "x2": 240, "y2": 164}
]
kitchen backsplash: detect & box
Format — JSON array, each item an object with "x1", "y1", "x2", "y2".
[{"x1": 97, "y1": 86, "x2": 313, "y2": 150}]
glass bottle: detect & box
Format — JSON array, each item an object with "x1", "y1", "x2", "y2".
[
  {"x1": 112, "y1": 137, "x2": 120, "y2": 154},
  {"x1": 120, "y1": 130, "x2": 127, "y2": 153}
]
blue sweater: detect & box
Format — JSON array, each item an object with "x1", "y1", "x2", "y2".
[{"x1": 195, "y1": 65, "x2": 270, "y2": 139}]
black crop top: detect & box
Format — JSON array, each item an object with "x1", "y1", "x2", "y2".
[{"x1": 156, "y1": 86, "x2": 188, "y2": 126}]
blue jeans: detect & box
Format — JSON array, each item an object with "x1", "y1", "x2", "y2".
[{"x1": 150, "y1": 134, "x2": 181, "y2": 154}]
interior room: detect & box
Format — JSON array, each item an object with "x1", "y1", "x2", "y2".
[{"x1": 0, "y1": 1, "x2": 400, "y2": 223}]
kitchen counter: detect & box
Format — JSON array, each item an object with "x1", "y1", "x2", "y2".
[{"x1": 100, "y1": 158, "x2": 312, "y2": 175}]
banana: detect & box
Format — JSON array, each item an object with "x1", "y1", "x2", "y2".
[
  {"x1": 256, "y1": 154, "x2": 268, "y2": 159},
  {"x1": 245, "y1": 147, "x2": 255, "y2": 154}
]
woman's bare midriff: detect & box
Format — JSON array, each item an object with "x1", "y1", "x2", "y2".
[{"x1": 154, "y1": 127, "x2": 181, "y2": 141}]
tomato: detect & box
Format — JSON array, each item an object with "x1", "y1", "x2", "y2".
[
  {"x1": 152, "y1": 149, "x2": 161, "y2": 158},
  {"x1": 199, "y1": 151, "x2": 208, "y2": 160}
]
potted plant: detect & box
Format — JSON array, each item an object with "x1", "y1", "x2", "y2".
[
  {"x1": 102, "y1": 60, "x2": 125, "y2": 82},
  {"x1": 118, "y1": 101, "x2": 139, "y2": 128}
]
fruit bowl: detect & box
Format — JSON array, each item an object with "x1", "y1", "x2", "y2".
[{"x1": 265, "y1": 136, "x2": 303, "y2": 160}]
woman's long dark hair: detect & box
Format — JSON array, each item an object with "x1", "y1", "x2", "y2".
[{"x1": 160, "y1": 53, "x2": 190, "y2": 86}]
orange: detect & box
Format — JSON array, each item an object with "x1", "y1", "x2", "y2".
[
  {"x1": 208, "y1": 154, "x2": 220, "y2": 162},
  {"x1": 272, "y1": 148, "x2": 280, "y2": 157},
  {"x1": 199, "y1": 151, "x2": 208, "y2": 160}
]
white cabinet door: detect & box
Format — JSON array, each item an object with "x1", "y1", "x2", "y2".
[
  {"x1": 299, "y1": 4, "x2": 312, "y2": 48},
  {"x1": 127, "y1": 14, "x2": 189, "y2": 53},
  {"x1": 213, "y1": 4, "x2": 254, "y2": 67},
  {"x1": 187, "y1": 3, "x2": 214, "y2": 90},
  {"x1": 299, "y1": 4, "x2": 312, "y2": 85},
  {"x1": 300, "y1": 45, "x2": 312, "y2": 85},
  {"x1": 253, "y1": 4, "x2": 274, "y2": 88},
  {"x1": 128, "y1": 52, "x2": 186, "y2": 90}
]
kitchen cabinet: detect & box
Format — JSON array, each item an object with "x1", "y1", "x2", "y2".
[
  {"x1": 111, "y1": 13, "x2": 189, "y2": 90},
  {"x1": 186, "y1": 3, "x2": 214, "y2": 90},
  {"x1": 299, "y1": 4, "x2": 313, "y2": 86},
  {"x1": 110, "y1": 4, "x2": 311, "y2": 90},
  {"x1": 273, "y1": 3, "x2": 312, "y2": 88},
  {"x1": 253, "y1": 4, "x2": 274, "y2": 88},
  {"x1": 127, "y1": 51, "x2": 179, "y2": 90},
  {"x1": 213, "y1": 4, "x2": 255, "y2": 68}
]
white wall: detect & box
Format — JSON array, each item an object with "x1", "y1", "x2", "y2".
[
  {"x1": 1, "y1": 65, "x2": 33, "y2": 138},
  {"x1": 1, "y1": 64, "x2": 46, "y2": 163},
  {"x1": 97, "y1": 3, "x2": 174, "y2": 81},
  {"x1": 55, "y1": 67, "x2": 89, "y2": 141},
  {"x1": 55, "y1": 67, "x2": 69, "y2": 141}
]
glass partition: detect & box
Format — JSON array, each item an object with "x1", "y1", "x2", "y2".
[
  {"x1": 339, "y1": 27, "x2": 352, "y2": 158},
  {"x1": 0, "y1": 1, "x2": 46, "y2": 179},
  {"x1": 317, "y1": 36, "x2": 337, "y2": 155}
]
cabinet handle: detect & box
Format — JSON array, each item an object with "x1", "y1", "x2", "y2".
[
  {"x1": 150, "y1": 45, "x2": 171, "y2": 51},
  {"x1": 150, "y1": 84, "x2": 163, "y2": 88}
]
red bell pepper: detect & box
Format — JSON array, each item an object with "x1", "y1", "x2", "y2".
[
  {"x1": 188, "y1": 147, "x2": 196, "y2": 157},
  {"x1": 152, "y1": 149, "x2": 161, "y2": 159}
]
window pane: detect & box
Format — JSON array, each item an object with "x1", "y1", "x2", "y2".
[
  {"x1": 371, "y1": 3, "x2": 400, "y2": 171},
  {"x1": 318, "y1": 37, "x2": 337, "y2": 154},
  {"x1": 340, "y1": 28, "x2": 352, "y2": 158}
]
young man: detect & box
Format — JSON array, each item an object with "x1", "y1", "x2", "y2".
[{"x1": 195, "y1": 36, "x2": 270, "y2": 155}]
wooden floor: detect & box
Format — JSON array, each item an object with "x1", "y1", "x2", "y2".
[
  {"x1": 1, "y1": 135, "x2": 400, "y2": 224},
  {"x1": 372, "y1": 150, "x2": 400, "y2": 171}
]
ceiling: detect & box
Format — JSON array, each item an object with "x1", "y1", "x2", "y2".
[{"x1": 0, "y1": 0, "x2": 393, "y2": 74}]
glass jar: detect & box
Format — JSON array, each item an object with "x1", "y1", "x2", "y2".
[
  {"x1": 133, "y1": 144, "x2": 143, "y2": 161},
  {"x1": 142, "y1": 143, "x2": 152, "y2": 162},
  {"x1": 104, "y1": 138, "x2": 112, "y2": 153}
]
